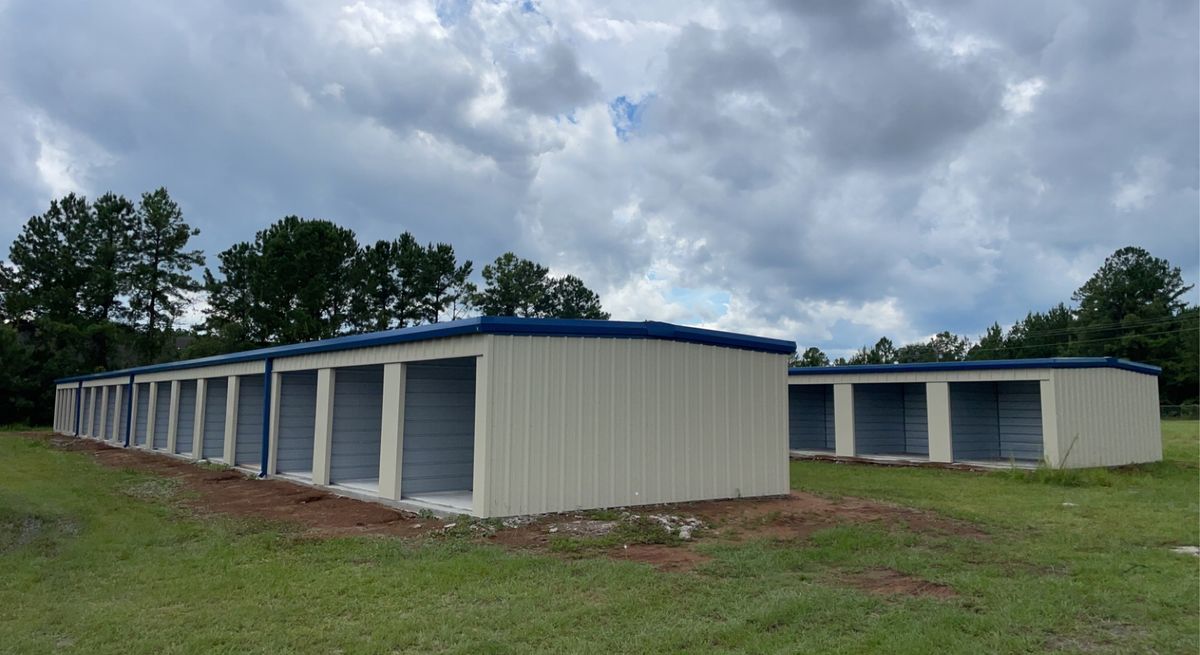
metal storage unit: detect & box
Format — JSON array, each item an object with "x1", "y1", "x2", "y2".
[
  {"x1": 788, "y1": 358, "x2": 1161, "y2": 469},
  {"x1": 116, "y1": 385, "x2": 129, "y2": 444},
  {"x1": 330, "y1": 365, "x2": 384, "y2": 487},
  {"x1": 235, "y1": 375, "x2": 264, "y2": 468},
  {"x1": 152, "y1": 382, "x2": 171, "y2": 450},
  {"x1": 401, "y1": 358, "x2": 476, "y2": 505},
  {"x1": 274, "y1": 370, "x2": 318, "y2": 476},
  {"x1": 134, "y1": 383, "x2": 151, "y2": 446},
  {"x1": 201, "y1": 378, "x2": 228, "y2": 460},
  {"x1": 788, "y1": 384, "x2": 833, "y2": 450},
  {"x1": 53, "y1": 317, "x2": 794, "y2": 517},
  {"x1": 174, "y1": 380, "x2": 198, "y2": 456}
]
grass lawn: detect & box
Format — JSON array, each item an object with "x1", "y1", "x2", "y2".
[{"x1": 1, "y1": 423, "x2": 1197, "y2": 654}]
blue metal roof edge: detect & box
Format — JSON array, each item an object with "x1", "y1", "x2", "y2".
[
  {"x1": 788, "y1": 357, "x2": 1161, "y2": 377},
  {"x1": 55, "y1": 316, "x2": 796, "y2": 383}
]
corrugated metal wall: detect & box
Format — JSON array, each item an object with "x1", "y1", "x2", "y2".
[
  {"x1": 235, "y1": 375, "x2": 264, "y2": 467},
  {"x1": 853, "y1": 383, "x2": 928, "y2": 456},
  {"x1": 330, "y1": 366, "x2": 384, "y2": 484},
  {"x1": 134, "y1": 383, "x2": 150, "y2": 445},
  {"x1": 276, "y1": 370, "x2": 318, "y2": 475},
  {"x1": 152, "y1": 383, "x2": 171, "y2": 450},
  {"x1": 480, "y1": 336, "x2": 789, "y2": 517},
  {"x1": 202, "y1": 378, "x2": 228, "y2": 460},
  {"x1": 175, "y1": 380, "x2": 198, "y2": 455},
  {"x1": 401, "y1": 358, "x2": 476, "y2": 496},
  {"x1": 1052, "y1": 369, "x2": 1161, "y2": 467},
  {"x1": 788, "y1": 384, "x2": 834, "y2": 450}
]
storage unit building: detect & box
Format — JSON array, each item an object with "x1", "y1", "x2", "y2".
[
  {"x1": 787, "y1": 358, "x2": 1162, "y2": 468},
  {"x1": 52, "y1": 317, "x2": 794, "y2": 517}
]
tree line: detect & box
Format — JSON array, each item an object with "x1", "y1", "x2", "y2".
[
  {"x1": 792, "y1": 247, "x2": 1198, "y2": 405},
  {"x1": 0, "y1": 189, "x2": 608, "y2": 424}
]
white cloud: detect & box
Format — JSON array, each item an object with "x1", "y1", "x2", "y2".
[{"x1": 1112, "y1": 156, "x2": 1169, "y2": 212}]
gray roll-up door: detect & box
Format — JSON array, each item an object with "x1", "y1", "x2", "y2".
[
  {"x1": 330, "y1": 366, "x2": 384, "y2": 484},
  {"x1": 854, "y1": 384, "x2": 905, "y2": 454},
  {"x1": 134, "y1": 383, "x2": 150, "y2": 446},
  {"x1": 105, "y1": 388, "x2": 118, "y2": 441},
  {"x1": 949, "y1": 382, "x2": 1000, "y2": 459},
  {"x1": 998, "y1": 381, "x2": 1043, "y2": 461},
  {"x1": 902, "y1": 383, "x2": 928, "y2": 455},
  {"x1": 202, "y1": 379, "x2": 228, "y2": 460},
  {"x1": 90, "y1": 389, "x2": 100, "y2": 436},
  {"x1": 153, "y1": 382, "x2": 171, "y2": 450},
  {"x1": 854, "y1": 383, "x2": 928, "y2": 456},
  {"x1": 401, "y1": 358, "x2": 476, "y2": 496},
  {"x1": 788, "y1": 385, "x2": 834, "y2": 450},
  {"x1": 117, "y1": 386, "x2": 129, "y2": 444},
  {"x1": 175, "y1": 380, "x2": 197, "y2": 455},
  {"x1": 235, "y1": 375, "x2": 264, "y2": 467},
  {"x1": 275, "y1": 371, "x2": 317, "y2": 475}
]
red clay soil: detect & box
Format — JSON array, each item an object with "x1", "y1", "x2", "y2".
[
  {"x1": 44, "y1": 435, "x2": 441, "y2": 537},
  {"x1": 36, "y1": 433, "x2": 986, "y2": 576},
  {"x1": 837, "y1": 568, "x2": 958, "y2": 598}
]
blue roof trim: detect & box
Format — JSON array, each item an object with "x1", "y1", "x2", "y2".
[
  {"x1": 56, "y1": 317, "x2": 796, "y2": 383},
  {"x1": 788, "y1": 357, "x2": 1161, "y2": 377}
]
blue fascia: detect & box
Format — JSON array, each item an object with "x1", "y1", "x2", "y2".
[
  {"x1": 788, "y1": 357, "x2": 1161, "y2": 377},
  {"x1": 55, "y1": 317, "x2": 796, "y2": 383}
]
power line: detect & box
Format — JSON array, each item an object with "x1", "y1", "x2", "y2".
[
  {"x1": 966, "y1": 325, "x2": 1199, "y2": 355},
  {"x1": 983, "y1": 313, "x2": 1198, "y2": 340}
]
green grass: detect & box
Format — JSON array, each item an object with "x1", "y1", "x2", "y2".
[{"x1": 1, "y1": 424, "x2": 1197, "y2": 654}]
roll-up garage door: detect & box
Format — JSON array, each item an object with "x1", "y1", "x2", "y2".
[
  {"x1": 788, "y1": 385, "x2": 834, "y2": 450},
  {"x1": 152, "y1": 383, "x2": 171, "y2": 450},
  {"x1": 134, "y1": 383, "x2": 150, "y2": 446},
  {"x1": 401, "y1": 358, "x2": 477, "y2": 496},
  {"x1": 202, "y1": 378, "x2": 228, "y2": 460},
  {"x1": 104, "y1": 388, "x2": 118, "y2": 441},
  {"x1": 330, "y1": 366, "x2": 384, "y2": 485},
  {"x1": 175, "y1": 380, "x2": 197, "y2": 455},
  {"x1": 235, "y1": 375, "x2": 264, "y2": 468},
  {"x1": 275, "y1": 371, "x2": 317, "y2": 475}
]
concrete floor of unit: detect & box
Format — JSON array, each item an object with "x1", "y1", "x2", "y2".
[
  {"x1": 403, "y1": 490, "x2": 473, "y2": 513},
  {"x1": 332, "y1": 479, "x2": 380, "y2": 495},
  {"x1": 790, "y1": 449, "x2": 1039, "y2": 470}
]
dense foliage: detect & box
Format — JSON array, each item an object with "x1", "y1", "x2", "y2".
[
  {"x1": 0, "y1": 192, "x2": 608, "y2": 424},
  {"x1": 793, "y1": 247, "x2": 1198, "y2": 405}
]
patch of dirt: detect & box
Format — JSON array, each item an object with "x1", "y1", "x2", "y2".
[
  {"x1": 46, "y1": 435, "x2": 441, "y2": 537},
  {"x1": 837, "y1": 568, "x2": 958, "y2": 599},
  {"x1": 37, "y1": 433, "x2": 989, "y2": 574},
  {"x1": 610, "y1": 544, "x2": 712, "y2": 572}
]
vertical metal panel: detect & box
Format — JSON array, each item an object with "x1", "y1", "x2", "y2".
[
  {"x1": 788, "y1": 384, "x2": 834, "y2": 450},
  {"x1": 90, "y1": 389, "x2": 102, "y2": 437},
  {"x1": 134, "y1": 383, "x2": 150, "y2": 445},
  {"x1": 104, "y1": 388, "x2": 118, "y2": 441},
  {"x1": 854, "y1": 384, "x2": 904, "y2": 454},
  {"x1": 950, "y1": 382, "x2": 1000, "y2": 459},
  {"x1": 401, "y1": 358, "x2": 476, "y2": 496},
  {"x1": 902, "y1": 383, "x2": 929, "y2": 455},
  {"x1": 481, "y1": 336, "x2": 788, "y2": 518},
  {"x1": 152, "y1": 382, "x2": 171, "y2": 450},
  {"x1": 1053, "y1": 368, "x2": 1161, "y2": 467},
  {"x1": 235, "y1": 374, "x2": 265, "y2": 467},
  {"x1": 115, "y1": 386, "x2": 128, "y2": 444},
  {"x1": 997, "y1": 381, "x2": 1043, "y2": 460},
  {"x1": 330, "y1": 365, "x2": 384, "y2": 484},
  {"x1": 275, "y1": 370, "x2": 318, "y2": 475},
  {"x1": 202, "y1": 378, "x2": 228, "y2": 460},
  {"x1": 174, "y1": 380, "x2": 197, "y2": 455}
]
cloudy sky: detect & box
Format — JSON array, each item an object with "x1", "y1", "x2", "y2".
[{"x1": 1, "y1": 0, "x2": 1196, "y2": 354}]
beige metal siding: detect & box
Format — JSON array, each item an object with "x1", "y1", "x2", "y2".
[
  {"x1": 481, "y1": 335, "x2": 789, "y2": 517},
  {"x1": 789, "y1": 369, "x2": 1053, "y2": 385},
  {"x1": 135, "y1": 361, "x2": 264, "y2": 383},
  {"x1": 273, "y1": 335, "x2": 487, "y2": 372},
  {"x1": 1052, "y1": 368, "x2": 1161, "y2": 468}
]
